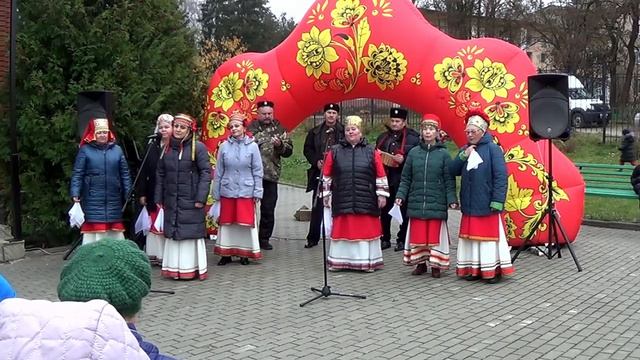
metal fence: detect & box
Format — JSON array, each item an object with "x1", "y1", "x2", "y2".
[{"x1": 305, "y1": 74, "x2": 640, "y2": 146}]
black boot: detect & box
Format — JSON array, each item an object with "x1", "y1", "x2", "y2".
[
  {"x1": 217, "y1": 256, "x2": 232, "y2": 266},
  {"x1": 381, "y1": 240, "x2": 391, "y2": 250},
  {"x1": 394, "y1": 241, "x2": 404, "y2": 252},
  {"x1": 260, "y1": 241, "x2": 273, "y2": 250},
  {"x1": 240, "y1": 257, "x2": 250, "y2": 265},
  {"x1": 304, "y1": 240, "x2": 318, "y2": 248}
]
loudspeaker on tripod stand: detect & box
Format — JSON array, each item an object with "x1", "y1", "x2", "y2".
[{"x1": 528, "y1": 74, "x2": 570, "y2": 141}]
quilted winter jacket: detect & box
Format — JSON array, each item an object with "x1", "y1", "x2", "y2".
[
  {"x1": 449, "y1": 133, "x2": 507, "y2": 216},
  {"x1": 212, "y1": 135, "x2": 264, "y2": 200},
  {"x1": 0, "y1": 298, "x2": 150, "y2": 360},
  {"x1": 396, "y1": 141, "x2": 457, "y2": 219},
  {"x1": 155, "y1": 134, "x2": 211, "y2": 240},
  {"x1": 70, "y1": 142, "x2": 132, "y2": 222}
]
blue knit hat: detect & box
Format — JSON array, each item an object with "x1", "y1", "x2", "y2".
[
  {"x1": 57, "y1": 239, "x2": 151, "y2": 317},
  {"x1": 0, "y1": 274, "x2": 16, "y2": 302}
]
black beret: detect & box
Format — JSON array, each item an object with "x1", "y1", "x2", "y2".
[{"x1": 389, "y1": 107, "x2": 408, "y2": 120}]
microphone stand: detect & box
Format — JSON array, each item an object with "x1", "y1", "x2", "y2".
[{"x1": 300, "y1": 127, "x2": 366, "y2": 307}]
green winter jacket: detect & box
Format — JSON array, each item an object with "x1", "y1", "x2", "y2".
[{"x1": 395, "y1": 141, "x2": 457, "y2": 220}]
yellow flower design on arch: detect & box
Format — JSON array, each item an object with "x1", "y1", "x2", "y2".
[
  {"x1": 206, "y1": 111, "x2": 229, "y2": 139},
  {"x1": 485, "y1": 102, "x2": 520, "y2": 134},
  {"x1": 434, "y1": 56, "x2": 465, "y2": 93},
  {"x1": 362, "y1": 43, "x2": 407, "y2": 90},
  {"x1": 465, "y1": 58, "x2": 515, "y2": 103},
  {"x1": 244, "y1": 68, "x2": 269, "y2": 101},
  {"x1": 296, "y1": 26, "x2": 339, "y2": 79},
  {"x1": 212, "y1": 73, "x2": 244, "y2": 111},
  {"x1": 331, "y1": 0, "x2": 367, "y2": 28}
]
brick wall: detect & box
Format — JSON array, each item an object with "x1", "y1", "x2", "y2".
[{"x1": 0, "y1": 0, "x2": 10, "y2": 86}]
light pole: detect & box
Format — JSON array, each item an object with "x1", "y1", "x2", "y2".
[{"x1": 9, "y1": 0, "x2": 22, "y2": 240}]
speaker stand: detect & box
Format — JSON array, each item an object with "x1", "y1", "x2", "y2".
[{"x1": 511, "y1": 139, "x2": 582, "y2": 272}]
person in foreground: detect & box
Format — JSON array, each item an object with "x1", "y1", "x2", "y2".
[
  {"x1": 0, "y1": 298, "x2": 150, "y2": 359},
  {"x1": 156, "y1": 113, "x2": 211, "y2": 280},
  {"x1": 395, "y1": 114, "x2": 458, "y2": 278},
  {"x1": 70, "y1": 118, "x2": 131, "y2": 245},
  {"x1": 57, "y1": 238, "x2": 176, "y2": 359},
  {"x1": 449, "y1": 110, "x2": 514, "y2": 284},
  {"x1": 213, "y1": 111, "x2": 264, "y2": 265},
  {"x1": 321, "y1": 115, "x2": 389, "y2": 272}
]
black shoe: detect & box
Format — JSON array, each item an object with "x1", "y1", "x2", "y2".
[
  {"x1": 304, "y1": 241, "x2": 318, "y2": 249},
  {"x1": 260, "y1": 242, "x2": 273, "y2": 250},
  {"x1": 217, "y1": 256, "x2": 232, "y2": 266},
  {"x1": 486, "y1": 274, "x2": 502, "y2": 284},
  {"x1": 394, "y1": 241, "x2": 404, "y2": 252},
  {"x1": 464, "y1": 275, "x2": 481, "y2": 281},
  {"x1": 240, "y1": 257, "x2": 250, "y2": 265},
  {"x1": 381, "y1": 240, "x2": 391, "y2": 250}
]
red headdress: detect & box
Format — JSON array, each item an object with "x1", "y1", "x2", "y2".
[{"x1": 79, "y1": 118, "x2": 116, "y2": 146}]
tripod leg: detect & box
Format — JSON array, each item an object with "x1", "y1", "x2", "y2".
[
  {"x1": 63, "y1": 235, "x2": 83, "y2": 260},
  {"x1": 511, "y1": 207, "x2": 549, "y2": 263},
  {"x1": 299, "y1": 293, "x2": 325, "y2": 307},
  {"x1": 329, "y1": 291, "x2": 367, "y2": 299},
  {"x1": 554, "y1": 215, "x2": 582, "y2": 272}
]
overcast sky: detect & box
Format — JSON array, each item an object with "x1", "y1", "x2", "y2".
[{"x1": 268, "y1": 0, "x2": 316, "y2": 22}]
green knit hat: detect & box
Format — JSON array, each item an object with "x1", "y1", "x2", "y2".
[{"x1": 57, "y1": 239, "x2": 151, "y2": 317}]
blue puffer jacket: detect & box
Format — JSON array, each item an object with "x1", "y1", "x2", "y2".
[
  {"x1": 449, "y1": 133, "x2": 507, "y2": 216},
  {"x1": 70, "y1": 142, "x2": 132, "y2": 223}
]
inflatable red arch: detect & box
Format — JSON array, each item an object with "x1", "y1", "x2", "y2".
[{"x1": 202, "y1": 0, "x2": 585, "y2": 247}]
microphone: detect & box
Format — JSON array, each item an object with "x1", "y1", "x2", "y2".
[{"x1": 146, "y1": 132, "x2": 162, "y2": 140}]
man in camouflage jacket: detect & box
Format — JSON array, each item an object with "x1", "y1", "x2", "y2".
[{"x1": 248, "y1": 101, "x2": 293, "y2": 250}]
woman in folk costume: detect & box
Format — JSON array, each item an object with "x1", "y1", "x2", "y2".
[
  {"x1": 321, "y1": 115, "x2": 390, "y2": 272},
  {"x1": 395, "y1": 114, "x2": 458, "y2": 278},
  {"x1": 70, "y1": 118, "x2": 132, "y2": 245},
  {"x1": 155, "y1": 113, "x2": 211, "y2": 280},
  {"x1": 136, "y1": 114, "x2": 173, "y2": 265},
  {"x1": 213, "y1": 111, "x2": 264, "y2": 266},
  {"x1": 449, "y1": 110, "x2": 513, "y2": 283}
]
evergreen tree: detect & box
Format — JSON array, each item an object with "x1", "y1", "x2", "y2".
[
  {"x1": 0, "y1": 0, "x2": 201, "y2": 244},
  {"x1": 200, "y1": 0, "x2": 292, "y2": 52}
]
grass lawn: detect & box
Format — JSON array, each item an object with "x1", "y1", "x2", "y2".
[{"x1": 281, "y1": 123, "x2": 639, "y2": 223}]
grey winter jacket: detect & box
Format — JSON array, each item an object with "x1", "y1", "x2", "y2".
[
  {"x1": 212, "y1": 135, "x2": 264, "y2": 200},
  {"x1": 155, "y1": 134, "x2": 211, "y2": 240}
]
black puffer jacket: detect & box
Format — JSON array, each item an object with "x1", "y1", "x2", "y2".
[
  {"x1": 631, "y1": 165, "x2": 640, "y2": 197},
  {"x1": 155, "y1": 134, "x2": 211, "y2": 240},
  {"x1": 330, "y1": 138, "x2": 378, "y2": 216},
  {"x1": 619, "y1": 133, "x2": 637, "y2": 162}
]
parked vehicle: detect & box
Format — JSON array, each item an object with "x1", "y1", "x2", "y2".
[{"x1": 568, "y1": 75, "x2": 610, "y2": 128}]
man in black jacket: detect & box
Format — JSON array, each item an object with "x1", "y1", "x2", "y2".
[
  {"x1": 376, "y1": 107, "x2": 421, "y2": 251},
  {"x1": 303, "y1": 103, "x2": 344, "y2": 248}
]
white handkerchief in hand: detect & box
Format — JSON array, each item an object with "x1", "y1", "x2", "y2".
[
  {"x1": 466, "y1": 150, "x2": 483, "y2": 171},
  {"x1": 322, "y1": 207, "x2": 333, "y2": 237},
  {"x1": 134, "y1": 207, "x2": 151, "y2": 235},
  {"x1": 154, "y1": 208, "x2": 164, "y2": 232},
  {"x1": 208, "y1": 201, "x2": 221, "y2": 220},
  {"x1": 68, "y1": 202, "x2": 85, "y2": 228},
  {"x1": 388, "y1": 204, "x2": 403, "y2": 225}
]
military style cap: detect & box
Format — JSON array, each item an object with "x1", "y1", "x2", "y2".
[
  {"x1": 389, "y1": 107, "x2": 408, "y2": 120},
  {"x1": 257, "y1": 100, "x2": 274, "y2": 108},
  {"x1": 324, "y1": 103, "x2": 340, "y2": 112}
]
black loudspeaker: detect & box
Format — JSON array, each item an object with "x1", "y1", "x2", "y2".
[
  {"x1": 76, "y1": 91, "x2": 115, "y2": 139},
  {"x1": 528, "y1": 74, "x2": 570, "y2": 141}
]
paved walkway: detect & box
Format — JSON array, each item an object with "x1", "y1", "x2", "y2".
[{"x1": 2, "y1": 185, "x2": 640, "y2": 359}]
